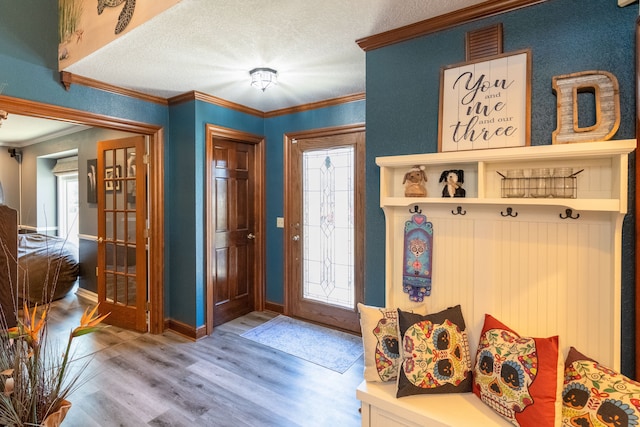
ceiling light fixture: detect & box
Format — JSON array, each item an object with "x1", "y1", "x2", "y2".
[{"x1": 249, "y1": 67, "x2": 278, "y2": 92}]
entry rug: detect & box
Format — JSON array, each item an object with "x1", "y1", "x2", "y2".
[{"x1": 241, "y1": 315, "x2": 363, "y2": 373}]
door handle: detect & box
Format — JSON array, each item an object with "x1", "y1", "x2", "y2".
[
  {"x1": 247, "y1": 233, "x2": 256, "y2": 240},
  {"x1": 292, "y1": 234, "x2": 300, "y2": 241},
  {"x1": 97, "y1": 237, "x2": 104, "y2": 243}
]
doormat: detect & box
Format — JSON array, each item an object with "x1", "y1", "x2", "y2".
[{"x1": 241, "y1": 315, "x2": 363, "y2": 374}]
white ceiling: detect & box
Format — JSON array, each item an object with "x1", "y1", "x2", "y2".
[
  {"x1": 1, "y1": 0, "x2": 486, "y2": 145},
  {"x1": 66, "y1": 0, "x2": 486, "y2": 112},
  {"x1": 0, "y1": 115, "x2": 88, "y2": 147}
]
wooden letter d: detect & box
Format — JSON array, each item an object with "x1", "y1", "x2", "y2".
[{"x1": 552, "y1": 71, "x2": 620, "y2": 144}]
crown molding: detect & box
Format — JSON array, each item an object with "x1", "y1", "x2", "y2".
[
  {"x1": 59, "y1": 73, "x2": 363, "y2": 118},
  {"x1": 60, "y1": 71, "x2": 168, "y2": 105},
  {"x1": 356, "y1": 0, "x2": 547, "y2": 52},
  {"x1": 264, "y1": 93, "x2": 365, "y2": 118},
  {"x1": 168, "y1": 91, "x2": 265, "y2": 118}
]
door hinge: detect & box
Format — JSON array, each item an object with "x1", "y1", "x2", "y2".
[
  {"x1": 143, "y1": 153, "x2": 150, "y2": 164},
  {"x1": 292, "y1": 138, "x2": 297, "y2": 144},
  {"x1": 144, "y1": 228, "x2": 150, "y2": 239},
  {"x1": 95, "y1": 266, "x2": 98, "y2": 277},
  {"x1": 146, "y1": 301, "x2": 151, "y2": 311}
]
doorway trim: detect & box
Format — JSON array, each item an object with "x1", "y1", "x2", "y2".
[
  {"x1": 204, "y1": 123, "x2": 265, "y2": 335},
  {"x1": 0, "y1": 94, "x2": 165, "y2": 333}
]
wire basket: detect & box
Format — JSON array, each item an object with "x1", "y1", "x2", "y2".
[{"x1": 499, "y1": 169, "x2": 582, "y2": 198}]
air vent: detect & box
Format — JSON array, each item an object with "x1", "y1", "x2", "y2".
[{"x1": 466, "y1": 23, "x2": 503, "y2": 61}]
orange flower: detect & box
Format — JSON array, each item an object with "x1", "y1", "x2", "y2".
[
  {"x1": 19, "y1": 302, "x2": 47, "y2": 345},
  {"x1": 72, "y1": 305, "x2": 109, "y2": 337}
]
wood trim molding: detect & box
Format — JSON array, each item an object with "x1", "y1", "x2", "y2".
[
  {"x1": 169, "y1": 91, "x2": 265, "y2": 118},
  {"x1": 165, "y1": 318, "x2": 205, "y2": 341},
  {"x1": 356, "y1": 0, "x2": 547, "y2": 52},
  {"x1": 148, "y1": 127, "x2": 165, "y2": 334},
  {"x1": 264, "y1": 301, "x2": 284, "y2": 314},
  {"x1": 264, "y1": 93, "x2": 366, "y2": 118},
  {"x1": 204, "y1": 124, "x2": 266, "y2": 335},
  {"x1": 0, "y1": 94, "x2": 161, "y2": 134},
  {"x1": 0, "y1": 94, "x2": 166, "y2": 335},
  {"x1": 60, "y1": 71, "x2": 167, "y2": 105},
  {"x1": 59, "y1": 73, "x2": 363, "y2": 118}
]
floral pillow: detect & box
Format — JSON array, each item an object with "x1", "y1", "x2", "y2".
[
  {"x1": 357, "y1": 303, "x2": 427, "y2": 382},
  {"x1": 472, "y1": 314, "x2": 563, "y2": 427},
  {"x1": 396, "y1": 304, "x2": 472, "y2": 397},
  {"x1": 562, "y1": 346, "x2": 640, "y2": 427}
]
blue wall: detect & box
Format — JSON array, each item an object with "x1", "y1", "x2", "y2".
[
  {"x1": 165, "y1": 99, "x2": 364, "y2": 326},
  {"x1": 365, "y1": 0, "x2": 637, "y2": 375},
  {"x1": 166, "y1": 100, "x2": 265, "y2": 327}
]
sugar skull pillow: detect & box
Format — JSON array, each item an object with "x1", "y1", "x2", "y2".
[
  {"x1": 357, "y1": 303, "x2": 427, "y2": 382},
  {"x1": 396, "y1": 305, "x2": 472, "y2": 397},
  {"x1": 473, "y1": 314, "x2": 563, "y2": 427},
  {"x1": 562, "y1": 346, "x2": 640, "y2": 427}
]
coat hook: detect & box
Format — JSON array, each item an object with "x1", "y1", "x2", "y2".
[
  {"x1": 559, "y1": 208, "x2": 580, "y2": 220},
  {"x1": 500, "y1": 207, "x2": 518, "y2": 217},
  {"x1": 451, "y1": 206, "x2": 466, "y2": 215},
  {"x1": 409, "y1": 205, "x2": 422, "y2": 214}
]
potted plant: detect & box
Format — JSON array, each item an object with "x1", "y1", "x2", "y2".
[{"x1": 0, "y1": 243, "x2": 109, "y2": 426}]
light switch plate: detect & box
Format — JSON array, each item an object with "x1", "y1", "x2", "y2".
[{"x1": 276, "y1": 217, "x2": 284, "y2": 228}]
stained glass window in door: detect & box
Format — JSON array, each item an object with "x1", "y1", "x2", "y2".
[{"x1": 302, "y1": 147, "x2": 354, "y2": 308}]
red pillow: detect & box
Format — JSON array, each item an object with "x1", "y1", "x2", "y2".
[{"x1": 472, "y1": 314, "x2": 562, "y2": 427}]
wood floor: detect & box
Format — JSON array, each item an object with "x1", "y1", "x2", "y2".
[{"x1": 46, "y1": 291, "x2": 364, "y2": 426}]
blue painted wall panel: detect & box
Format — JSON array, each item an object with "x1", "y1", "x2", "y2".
[
  {"x1": 166, "y1": 99, "x2": 266, "y2": 327},
  {"x1": 166, "y1": 101, "x2": 197, "y2": 325},
  {"x1": 366, "y1": 0, "x2": 637, "y2": 374}
]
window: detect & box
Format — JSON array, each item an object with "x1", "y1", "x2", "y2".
[{"x1": 57, "y1": 172, "x2": 79, "y2": 246}]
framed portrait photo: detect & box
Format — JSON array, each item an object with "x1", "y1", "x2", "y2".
[
  {"x1": 105, "y1": 165, "x2": 122, "y2": 192},
  {"x1": 438, "y1": 49, "x2": 531, "y2": 152}
]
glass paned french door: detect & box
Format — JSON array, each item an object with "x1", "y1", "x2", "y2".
[{"x1": 97, "y1": 136, "x2": 147, "y2": 332}]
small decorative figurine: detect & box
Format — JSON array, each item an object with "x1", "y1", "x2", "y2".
[
  {"x1": 403, "y1": 165, "x2": 427, "y2": 197},
  {"x1": 439, "y1": 169, "x2": 466, "y2": 198}
]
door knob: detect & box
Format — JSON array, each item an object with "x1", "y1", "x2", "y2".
[
  {"x1": 247, "y1": 233, "x2": 256, "y2": 240},
  {"x1": 292, "y1": 234, "x2": 300, "y2": 241},
  {"x1": 97, "y1": 237, "x2": 104, "y2": 243}
]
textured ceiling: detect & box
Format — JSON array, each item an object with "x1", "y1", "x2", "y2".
[
  {"x1": 2, "y1": 0, "x2": 486, "y2": 144},
  {"x1": 64, "y1": 0, "x2": 486, "y2": 112}
]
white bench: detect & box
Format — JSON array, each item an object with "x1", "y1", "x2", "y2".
[{"x1": 357, "y1": 380, "x2": 511, "y2": 427}]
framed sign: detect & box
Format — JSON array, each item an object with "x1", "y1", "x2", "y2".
[{"x1": 438, "y1": 50, "x2": 531, "y2": 152}]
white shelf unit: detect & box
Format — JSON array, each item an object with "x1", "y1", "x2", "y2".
[
  {"x1": 375, "y1": 139, "x2": 635, "y2": 369},
  {"x1": 358, "y1": 139, "x2": 636, "y2": 427},
  {"x1": 377, "y1": 139, "x2": 635, "y2": 213}
]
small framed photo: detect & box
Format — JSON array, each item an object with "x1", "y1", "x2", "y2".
[
  {"x1": 438, "y1": 49, "x2": 531, "y2": 152},
  {"x1": 87, "y1": 159, "x2": 97, "y2": 203},
  {"x1": 105, "y1": 165, "x2": 121, "y2": 192}
]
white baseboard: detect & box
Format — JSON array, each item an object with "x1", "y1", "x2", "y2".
[{"x1": 75, "y1": 287, "x2": 98, "y2": 303}]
